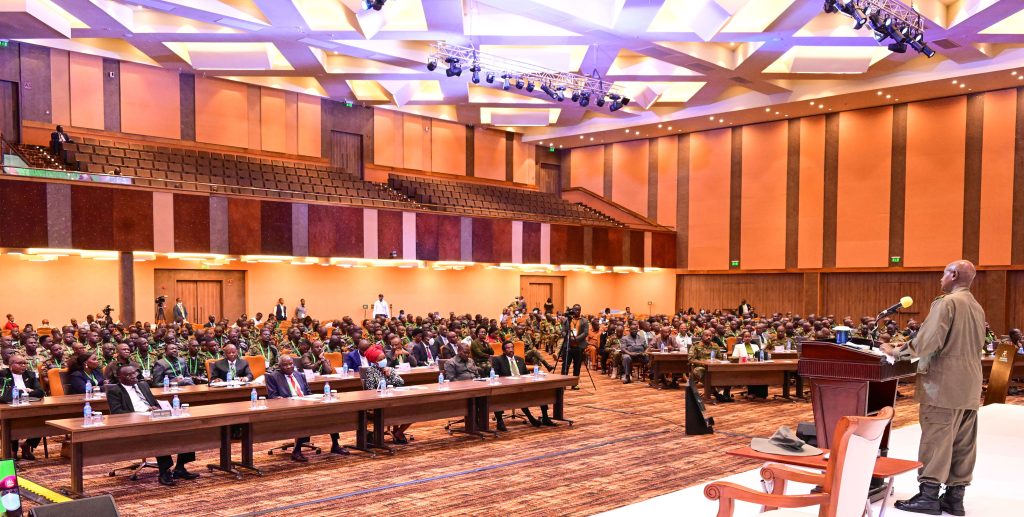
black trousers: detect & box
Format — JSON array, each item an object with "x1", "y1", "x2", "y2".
[
  {"x1": 561, "y1": 347, "x2": 583, "y2": 376},
  {"x1": 296, "y1": 433, "x2": 340, "y2": 448},
  {"x1": 156, "y1": 452, "x2": 196, "y2": 473},
  {"x1": 10, "y1": 438, "x2": 40, "y2": 452}
]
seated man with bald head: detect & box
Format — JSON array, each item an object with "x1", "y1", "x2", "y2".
[
  {"x1": 1, "y1": 354, "x2": 44, "y2": 460},
  {"x1": 265, "y1": 355, "x2": 347, "y2": 462},
  {"x1": 210, "y1": 344, "x2": 252, "y2": 382}
]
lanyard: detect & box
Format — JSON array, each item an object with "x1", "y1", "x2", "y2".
[
  {"x1": 166, "y1": 359, "x2": 182, "y2": 377},
  {"x1": 188, "y1": 356, "x2": 201, "y2": 374},
  {"x1": 85, "y1": 370, "x2": 98, "y2": 385},
  {"x1": 134, "y1": 353, "x2": 151, "y2": 370}
]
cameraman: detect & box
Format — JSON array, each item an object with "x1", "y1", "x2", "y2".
[{"x1": 561, "y1": 304, "x2": 588, "y2": 388}]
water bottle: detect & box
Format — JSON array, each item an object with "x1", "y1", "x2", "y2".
[
  {"x1": 438, "y1": 372, "x2": 445, "y2": 388},
  {"x1": 84, "y1": 380, "x2": 93, "y2": 400},
  {"x1": 660, "y1": 342, "x2": 666, "y2": 352},
  {"x1": 163, "y1": 375, "x2": 170, "y2": 391},
  {"x1": 710, "y1": 349, "x2": 717, "y2": 361},
  {"x1": 342, "y1": 364, "x2": 349, "y2": 376},
  {"x1": 226, "y1": 370, "x2": 234, "y2": 383},
  {"x1": 323, "y1": 382, "x2": 331, "y2": 400},
  {"x1": 534, "y1": 365, "x2": 540, "y2": 377},
  {"x1": 171, "y1": 395, "x2": 180, "y2": 415},
  {"x1": 83, "y1": 402, "x2": 93, "y2": 422},
  {"x1": 18, "y1": 389, "x2": 25, "y2": 405},
  {"x1": 786, "y1": 339, "x2": 792, "y2": 351},
  {"x1": 377, "y1": 378, "x2": 386, "y2": 395},
  {"x1": 489, "y1": 367, "x2": 497, "y2": 383},
  {"x1": 250, "y1": 388, "x2": 258, "y2": 409}
]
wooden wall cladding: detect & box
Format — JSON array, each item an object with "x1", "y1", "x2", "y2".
[
  {"x1": 629, "y1": 230, "x2": 645, "y2": 268},
  {"x1": 651, "y1": 232, "x2": 676, "y2": 269},
  {"x1": 112, "y1": 188, "x2": 154, "y2": 251},
  {"x1": 436, "y1": 215, "x2": 462, "y2": 261},
  {"x1": 472, "y1": 218, "x2": 494, "y2": 263},
  {"x1": 259, "y1": 201, "x2": 292, "y2": 255},
  {"x1": 492, "y1": 219, "x2": 512, "y2": 263},
  {"x1": 677, "y1": 273, "x2": 804, "y2": 315},
  {"x1": 376, "y1": 210, "x2": 403, "y2": 259},
  {"x1": 415, "y1": 212, "x2": 439, "y2": 261},
  {"x1": 308, "y1": 204, "x2": 362, "y2": 258},
  {"x1": 821, "y1": 271, "x2": 946, "y2": 326},
  {"x1": 564, "y1": 225, "x2": 585, "y2": 264},
  {"x1": 0, "y1": 181, "x2": 48, "y2": 248},
  {"x1": 522, "y1": 222, "x2": 541, "y2": 264},
  {"x1": 1004, "y1": 272, "x2": 1024, "y2": 334},
  {"x1": 172, "y1": 193, "x2": 210, "y2": 253},
  {"x1": 227, "y1": 197, "x2": 261, "y2": 255},
  {"x1": 70, "y1": 185, "x2": 114, "y2": 251}
]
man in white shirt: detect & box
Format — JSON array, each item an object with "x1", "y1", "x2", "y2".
[
  {"x1": 372, "y1": 294, "x2": 390, "y2": 319},
  {"x1": 2, "y1": 354, "x2": 44, "y2": 459}
]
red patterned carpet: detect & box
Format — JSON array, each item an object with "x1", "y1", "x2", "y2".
[{"x1": 16, "y1": 368, "x2": 1020, "y2": 517}]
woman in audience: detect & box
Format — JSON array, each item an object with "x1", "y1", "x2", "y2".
[
  {"x1": 360, "y1": 346, "x2": 411, "y2": 444},
  {"x1": 67, "y1": 352, "x2": 107, "y2": 395}
]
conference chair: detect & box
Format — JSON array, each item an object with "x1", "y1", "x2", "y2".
[
  {"x1": 47, "y1": 368, "x2": 70, "y2": 397},
  {"x1": 30, "y1": 494, "x2": 120, "y2": 517},
  {"x1": 984, "y1": 343, "x2": 1019, "y2": 406},
  {"x1": 204, "y1": 359, "x2": 216, "y2": 381},
  {"x1": 243, "y1": 355, "x2": 267, "y2": 381},
  {"x1": 323, "y1": 352, "x2": 344, "y2": 370},
  {"x1": 703, "y1": 406, "x2": 895, "y2": 517}
]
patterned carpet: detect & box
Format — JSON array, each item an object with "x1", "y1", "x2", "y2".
[{"x1": 18, "y1": 365, "x2": 1021, "y2": 517}]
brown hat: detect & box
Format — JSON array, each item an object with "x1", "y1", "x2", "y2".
[{"x1": 750, "y1": 426, "x2": 823, "y2": 457}]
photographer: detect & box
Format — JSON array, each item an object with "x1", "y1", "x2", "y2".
[{"x1": 560, "y1": 304, "x2": 588, "y2": 388}]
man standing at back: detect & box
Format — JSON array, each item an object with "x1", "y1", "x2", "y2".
[
  {"x1": 882, "y1": 260, "x2": 984, "y2": 516},
  {"x1": 373, "y1": 294, "x2": 390, "y2": 320}
]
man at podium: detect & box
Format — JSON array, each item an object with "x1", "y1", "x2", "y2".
[{"x1": 881, "y1": 260, "x2": 984, "y2": 516}]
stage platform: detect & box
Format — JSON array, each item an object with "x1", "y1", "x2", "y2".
[{"x1": 599, "y1": 403, "x2": 1022, "y2": 516}]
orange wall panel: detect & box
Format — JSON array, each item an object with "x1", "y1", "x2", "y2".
[
  {"x1": 740, "y1": 121, "x2": 788, "y2": 270},
  {"x1": 260, "y1": 88, "x2": 287, "y2": 153},
  {"x1": 569, "y1": 146, "x2": 604, "y2": 193},
  {"x1": 474, "y1": 127, "x2": 505, "y2": 181},
  {"x1": 798, "y1": 116, "x2": 825, "y2": 268},
  {"x1": 49, "y1": 49, "x2": 70, "y2": 126},
  {"x1": 284, "y1": 92, "x2": 298, "y2": 155},
  {"x1": 296, "y1": 94, "x2": 321, "y2": 157},
  {"x1": 611, "y1": 140, "x2": 649, "y2": 215},
  {"x1": 979, "y1": 89, "x2": 1016, "y2": 266},
  {"x1": 904, "y1": 96, "x2": 966, "y2": 267},
  {"x1": 195, "y1": 77, "x2": 249, "y2": 149},
  {"x1": 430, "y1": 120, "x2": 466, "y2": 175},
  {"x1": 512, "y1": 135, "x2": 536, "y2": 185},
  {"x1": 69, "y1": 52, "x2": 104, "y2": 130},
  {"x1": 688, "y1": 129, "x2": 731, "y2": 270},
  {"x1": 836, "y1": 107, "x2": 892, "y2": 268},
  {"x1": 656, "y1": 136, "x2": 678, "y2": 228},
  {"x1": 119, "y1": 62, "x2": 180, "y2": 139},
  {"x1": 372, "y1": 110, "x2": 403, "y2": 168},
  {"x1": 402, "y1": 115, "x2": 430, "y2": 171}
]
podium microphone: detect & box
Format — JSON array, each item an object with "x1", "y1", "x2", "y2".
[{"x1": 877, "y1": 296, "x2": 913, "y2": 318}]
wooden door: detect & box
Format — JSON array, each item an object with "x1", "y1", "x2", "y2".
[
  {"x1": 520, "y1": 275, "x2": 565, "y2": 313},
  {"x1": 175, "y1": 280, "x2": 223, "y2": 322},
  {"x1": 330, "y1": 131, "x2": 363, "y2": 178},
  {"x1": 538, "y1": 163, "x2": 560, "y2": 194},
  {"x1": 0, "y1": 81, "x2": 18, "y2": 144},
  {"x1": 525, "y1": 283, "x2": 552, "y2": 312}
]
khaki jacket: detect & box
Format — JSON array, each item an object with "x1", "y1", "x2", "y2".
[{"x1": 899, "y1": 287, "x2": 984, "y2": 410}]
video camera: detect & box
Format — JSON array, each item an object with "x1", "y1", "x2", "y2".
[{"x1": 102, "y1": 305, "x2": 114, "y2": 317}]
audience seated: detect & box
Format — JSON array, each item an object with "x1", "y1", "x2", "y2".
[
  {"x1": 210, "y1": 344, "x2": 252, "y2": 382},
  {"x1": 491, "y1": 341, "x2": 556, "y2": 431},
  {"x1": 360, "y1": 346, "x2": 411, "y2": 444},
  {"x1": 66, "y1": 352, "x2": 107, "y2": 395},
  {"x1": 265, "y1": 355, "x2": 347, "y2": 461},
  {"x1": 1, "y1": 353, "x2": 44, "y2": 460}
]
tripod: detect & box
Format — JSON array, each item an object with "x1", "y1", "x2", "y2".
[{"x1": 552, "y1": 318, "x2": 597, "y2": 390}]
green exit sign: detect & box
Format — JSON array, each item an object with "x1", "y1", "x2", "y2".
[
  {"x1": 549, "y1": 147, "x2": 555, "y2": 152},
  {"x1": 0, "y1": 40, "x2": 8, "y2": 48},
  {"x1": 730, "y1": 260, "x2": 740, "y2": 267},
  {"x1": 345, "y1": 101, "x2": 353, "y2": 107},
  {"x1": 890, "y1": 256, "x2": 902, "y2": 263}
]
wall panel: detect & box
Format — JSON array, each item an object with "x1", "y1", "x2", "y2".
[
  {"x1": 904, "y1": 96, "x2": 966, "y2": 266},
  {"x1": 522, "y1": 222, "x2": 541, "y2": 263},
  {"x1": 436, "y1": 215, "x2": 462, "y2": 261},
  {"x1": 569, "y1": 146, "x2": 604, "y2": 193},
  {"x1": 836, "y1": 107, "x2": 892, "y2": 267},
  {"x1": 111, "y1": 189, "x2": 154, "y2": 251},
  {"x1": 69, "y1": 186, "x2": 114, "y2": 251},
  {"x1": 677, "y1": 273, "x2": 803, "y2": 315},
  {"x1": 740, "y1": 121, "x2": 788, "y2": 270},
  {"x1": 69, "y1": 52, "x2": 104, "y2": 130},
  {"x1": 656, "y1": 136, "x2": 678, "y2": 228},
  {"x1": 979, "y1": 89, "x2": 1016, "y2": 265},
  {"x1": 119, "y1": 62, "x2": 180, "y2": 139},
  {"x1": 430, "y1": 120, "x2": 467, "y2": 175},
  {"x1": 227, "y1": 198, "x2": 261, "y2": 255},
  {"x1": 492, "y1": 219, "x2": 513, "y2": 263},
  {"x1": 372, "y1": 110, "x2": 403, "y2": 168},
  {"x1": 402, "y1": 115, "x2": 430, "y2": 171},
  {"x1": 195, "y1": 77, "x2": 249, "y2": 149},
  {"x1": 610, "y1": 140, "x2": 649, "y2": 215},
  {"x1": 173, "y1": 194, "x2": 210, "y2": 253},
  {"x1": 260, "y1": 88, "x2": 287, "y2": 153},
  {"x1": 688, "y1": 129, "x2": 731, "y2": 270},
  {"x1": 798, "y1": 115, "x2": 826, "y2": 268},
  {"x1": 260, "y1": 201, "x2": 292, "y2": 255},
  {"x1": 474, "y1": 127, "x2": 506, "y2": 181},
  {"x1": 49, "y1": 49, "x2": 70, "y2": 126},
  {"x1": 297, "y1": 95, "x2": 321, "y2": 157},
  {"x1": 308, "y1": 204, "x2": 362, "y2": 258},
  {"x1": 651, "y1": 232, "x2": 676, "y2": 269},
  {"x1": 415, "y1": 212, "x2": 440, "y2": 261},
  {"x1": 376, "y1": 210, "x2": 403, "y2": 259},
  {"x1": 822, "y1": 271, "x2": 945, "y2": 328}
]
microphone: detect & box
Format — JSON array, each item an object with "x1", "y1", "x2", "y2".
[{"x1": 878, "y1": 296, "x2": 913, "y2": 318}]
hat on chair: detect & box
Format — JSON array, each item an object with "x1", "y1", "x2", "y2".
[{"x1": 750, "y1": 426, "x2": 823, "y2": 456}]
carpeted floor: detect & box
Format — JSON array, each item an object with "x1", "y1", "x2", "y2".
[{"x1": 17, "y1": 364, "x2": 1021, "y2": 517}]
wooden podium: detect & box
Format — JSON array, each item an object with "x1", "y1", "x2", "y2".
[{"x1": 798, "y1": 340, "x2": 917, "y2": 451}]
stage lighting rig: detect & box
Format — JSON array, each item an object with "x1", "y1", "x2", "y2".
[
  {"x1": 361, "y1": 0, "x2": 386, "y2": 11},
  {"x1": 823, "y1": 0, "x2": 934, "y2": 57}
]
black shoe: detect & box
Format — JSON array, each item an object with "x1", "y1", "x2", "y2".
[
  {"x1": 158, "y1": 472, "x2": 176, "y2": 486},
  {"x1": 496, "y1": 420, "x2": 508, "y2": 432},
  {"x1": 393, "y1": 436, "x2": 409, "y2": 445},
  {"x1": 527, "y1": 416, "x2": 542, "y2": 428},
  {"x1": 541, "y1": 417, "x2": 558, "y2": 427},
  {"x1": 895, "y1": 483, "x2": 942, "y2": 515},
  {"x1": 939, "y1": 485, "x2": 966, "y2": 516},
  {"x1": 19, "y1": 447, "x2": 35, "y2": 461},
  {"x1": 623, "y1": 376, "x2": 631, "y2": 384},
  {"x1": 571, "y1": 385, "x2": 580, "y2": 390},
  {"x1": 547, "y1": 365, "x2": 555, "y2": 373},
  {"x1": 290, "y1": 452, "x2": 308, "y2": 463},
  {"x1": 172, "y1": 468, "x2": 199, "y2": 480},
  {"x1": 330, "y1": 445, "x2": 350, "y2": 455}
]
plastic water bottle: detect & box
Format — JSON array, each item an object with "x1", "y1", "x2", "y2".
[
  {"x1": 377, "y1": 378, "x2": 386, "y2": 395},
  {"x1": 786, "y1": 339, "x2": 792, "y2": 351},
  {"x1": 710, "y1": 349, "x2": 717, "y2": 361},
  {"x1": 250, "y1": 388, "x2": 258, "y2": 409},
  {"x1": 438, "y1": 372, "x2": 445, "y2": 388},
  {"x1": 324, "y1": 382, "x2": 331, "y2": 400},
  {"x1": 534, "y1": 365, "x2": 540, "y2": 377},
  {"x1": 226, "y1": 370, "x2": 234, "y2": 383},
  {"x1": 489, "y1": 367, "x2": 497, "y2": 383},
  {"x1": 163, "y1": 375, "x2": 170, "y2": 391},
  {"x1": 83, "y1": 402, "x2": 93, "y2": 422},
  {"x1": 18, "y1": 389, "x2": 25, "y2": 405},
  {"x1": 660, "y1": 342, "x2": 666, "y2": 352},
  {"x1": 84, "y1": 380, "x2": 93, "y2": 400},
  {"x1": 342, "y1": 364, "x2": 349, "y2": 376},
  {"x1": 171, "y1": 394, "x2": 180, "y2": 415}
]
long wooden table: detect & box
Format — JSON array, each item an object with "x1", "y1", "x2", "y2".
[
  {"x1": 47, "y1": 374, "x2": 578, "y2": 495},
  {"x1": 647, "y1": 352, "x2": 689, "y2": 387},
  {"x1": 0, "y1": 367, "x2": 440, "y2": 459},
  {"x1": 691, "y1": 359, "x2": 802, "y2": 403}
]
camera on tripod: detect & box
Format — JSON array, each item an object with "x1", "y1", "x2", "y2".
[
  {"x1": 155, "y1": 295, "x2": 167, "y2": 306},
  {"x1": 101, "y1": 305, "x2": 114, "y2": 317}
]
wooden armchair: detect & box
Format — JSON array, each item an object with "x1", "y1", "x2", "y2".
[{"x1": 704, "y1": 406, "x2": 894, "y2": 517}]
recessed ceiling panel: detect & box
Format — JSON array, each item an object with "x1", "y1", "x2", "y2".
[{"x1": 764, "y1": 46, "x2": 892, "y2": 74}]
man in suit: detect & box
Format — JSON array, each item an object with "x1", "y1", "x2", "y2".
[
  {"x1": 274, "y1": 298, "x2": 288, "y2": 322},
  {"x1": 265, "y1": 356, "x2": 347, "y2": 462},
  {"x1": 1, "y1": 354, "x2": 45, "y2": 460},
  {"x1": 210, "y1": 344, "x2": 252, "y2": 382},
  {"x1": 151, "y1": 342, "x2": 194, "y2": 387},
  {"x1": 409, "y1": 328, "x2": 438, "y2": 365},
  {"x1": 560, "y1": 304, "x2": 588, "y2": 388},
  {"x1": 438, "y1": 331, "x2": 461, "y2": 360},
  {"x1": 344, "y1": 339, "x2": 372, "y2": 372},
  {"x1": 491, "y1": 342, "x2": 556, "y2": 431},
  {"x1": 107, "y1": 364, "x2": 198, "y2": 486},
  {"x1": 49, "y1": 125, "x2": 72, "y2": 156},
  {"x1": 172, "y1": 298, "x2": 188, "y2": 323}
]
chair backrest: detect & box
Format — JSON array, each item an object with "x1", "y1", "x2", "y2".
[
  {"x1": 244, "y1": 355, "x2": 267, "y2": 380},
  {"x1": 489, "y1": 342, "x2": 502, "y2": 355},
  {"x1": 512, "y1": 340, "x2": 525, "y2": 359},
  {"x1": 324, "y1": 352, "x2": 344, "y2": 369},
  {"x1": 984, "y1": 343, "x2": 1019, "y2": 406},
  {"x1": 205, "y1": 359, "x2": 216, "y2": 380},
  {"x1": 725, "y1": 336, "x2": 737, "y2": 354},
  {"x1": 30, "y1": 494, "x2": 120, "y2": 517},
  {"x1": 821, "y1": 406, "x2": 894, "y2": 517},
  {"x1": 48, "y1": 368, "x2": 69, "y2": 396}
]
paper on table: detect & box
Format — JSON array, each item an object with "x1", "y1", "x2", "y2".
[{"x1": 157, "y1": 400, "x2": 172, "y2": 410}]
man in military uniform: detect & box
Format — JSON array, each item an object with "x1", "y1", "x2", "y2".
[
  {"x1": 882, "y1": 260, "x2": 984, "y2": 516},
  {"x1": 690, "y1": 329, "x2": 731, "y2": 402},
  {"x1": 514, "y1": 324, "x2": 553, "y2": 372}
]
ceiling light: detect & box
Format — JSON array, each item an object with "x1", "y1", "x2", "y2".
[
  {"x1": 426, "y1": 59, "x2": 437, "y2": 71},
  {"x1": 502, "y1": 74, "x2": 511, "y2": 90},
  {"x1": 885, "y1": 94, "x2": 891, "y2": 99},
  {"x1": 540, "y1": 83, "x2": 555, "y2": 98},
  {"x1": 526, "y1": 81, "x2": 535, "y2": 92},
  {"x1": 444, "y1": 57, "x2": 462, "y2": 77},
  {"x1": 579, "y1": 91, "x2": 590, "y2": 107},
  {"x1": 485, "y1": 72, "x2": 495, "y2": 84},
  {"x1": 589, "y1": 137, "x2": 594, "y2": 141},
  {"x1": 765, "y1": 108, "x2": 771, "y2": 112},
  {"x1": 361, "y1": 0, "x2": 386, "y2": 11},
  {"x1": 596, "y1": 96, "x2": 606, "y2": 108},
  {"x1": 877, "y1": 91, "x2": 883, "y2": 95},
  {"x1": 709, "y1": 116, "x2": 715, "y2": 120},
  {"x1": 658, "y1": 124, "x2": 663, "y2": 128},
  {"x1": 667, "y1": 126, "x2": 672, "y2": 130},
  {"x1": 579, "y1": 135, "x2": 584, "y2": 139},
  {"x1": 470, "y1": 64, "x2": 481, "y2": 84},
  {"x1": 515, "y1": 77, "x2": 525, "y2": 89},
  {"x1": 818, "y1": 104, "x2": 824, "y2": 108}
]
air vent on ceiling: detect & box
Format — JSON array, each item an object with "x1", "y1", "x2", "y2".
[
  {"x1": 686, "y1": 62, "x2": 714, "y2": 73},
  {"x1": 931, "y1": 39, "x2": 960, "y2": 49},
  {"x1": 731, "y1": 76, "x2": 753, "y2": 84}
]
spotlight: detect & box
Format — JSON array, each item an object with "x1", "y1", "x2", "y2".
[
  {"x1": 444, "y1": 57, "x2": 461, "y2": 77},
  {"x1": 887, "y1": 41, "x2": 907, "y2": 53},
  {"x1": 596, "y1": 95, "x2": 606, "y2": 108},
  {"x1": 908, "y1": 34, "x2": 935, "y2": 57},
  {"x1": 426, "y1": 59, "x2": 437, "y2": 71},
  {"x1": 823, "y1": 0, "x2": 838, "y2": 13},
  {"x1": 579, "y1": 91, "x2": 590, "y2": 107},
  {"x1": 571, "y1": 90, "x2": 580, "y2": 102},
  {"x1": 540, "y1": 83, "x2": 555, "y2": 98},
  {"x1": 470, "y1": 64, "x2": 481, "y2": 84},
  {"x1": 526, "y1": 81, "x2": 535, "y2": 92},
  {"x1": 361, "y1": 0, "x2": 386, "y2": 10},
  {"x1": 515, "y1": 77, "x2": 525, "y2": 89},
  {"x1": 485, "y1": 72, "x2": 495, "y2": 84},
  {"x1": 838, "y1": 1, "x2": 867, "y2": 29},
  {"x1": 621, "y1": 97, "x2": 630, "y2": 106},
  {"x1": 502, "y1": 74, "x2": 511, "y2": 90},
  {"x1": 554, "y1": 86, "x2": 565, "y2": 102},
  {"x1": 609, "y1": 100, "x2": 623, "y2": 112}
]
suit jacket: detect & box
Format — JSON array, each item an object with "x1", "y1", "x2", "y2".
[
  {"x1": 437, "y1": 339, "x2": 460, "y2": 360},
  {"x1": 0, "y1": 369, "x2": 45, "y2": 403},
  {"x1": 265, "y1": 370, "x2": 310, "y2": 399},
  {"x1": 106, "y1": 382, "x2": 159, "y2": 414},
  {"x1": 563, "y1": 317, "x2": 590, "y2": 349},
  {"x1": 274, "y1": 304, "x2": 288, "y2": 321},
  {"x1": 410, "y1": 341, "x2": 439, "y2": 364},
  {"x1": 173, "y1": 303, "x2": 188, "y2": 321},
  {"x1": 151, "y1": 357, "x2": 195, "y2": 386},
  {"x1": 210, "y1": 358, "x2": 253, "y2": 382},
  {"x1": 491, "y1": 355, "x2": 528, "y2": 377},
  {"x1": 68, "y1": 368, "x2": 106, "y2": 395},
  {"x1": 344, "y1": 349, "x2": 367, "y2": 371}
]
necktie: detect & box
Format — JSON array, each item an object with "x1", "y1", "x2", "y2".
[
  {"x1": 425, "y1": 344, "x2": 433, "y2": 361},
  {"x1": 229, "y1": 361, "x2": 236, "y2": 378},
  {"x1": 287, "y1": 374, "x2": 301, "y2": 397},
  {"x1": 134, "y1": 386, "x2": 146, "y2": 410},
  {"x1": 510, "y1": 357, "x2": 519, "y2": 376}
]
